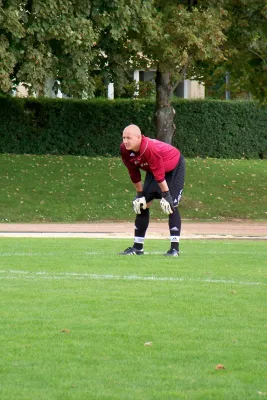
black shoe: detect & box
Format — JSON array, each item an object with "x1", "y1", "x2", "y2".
[
  {"x1": 164, "y1": 248, "x2": 179, "y2": 257},
  {"x1": 119, "y1": 247, "x2": 144, "y2": 255}
]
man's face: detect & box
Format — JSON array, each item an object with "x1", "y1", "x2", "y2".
[{"x1": 122, "y1": 130, "x2": 141, "y2": 152}]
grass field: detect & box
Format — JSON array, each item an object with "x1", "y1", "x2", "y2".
[
  {"x1": 1, "y1": 238, "x2": 266, "y2": 400},
  {"x1": 0, "y1": 155, "x2": 266, "y2": 222}
]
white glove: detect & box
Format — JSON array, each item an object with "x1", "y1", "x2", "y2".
[
  {"x1": 160, "y1": 191, "x2": 174, "y2": 215},
  {"x1": 160, "y1": 198, "x2": 173, "y2": 214},
  {"x1": 133, "y1": 196, "x2": 147, "y2": 214},
  {"x1": 160, "y1": 190, "x2": 174, "y2": 215}
]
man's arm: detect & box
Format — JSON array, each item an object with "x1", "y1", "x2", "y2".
[
  {"x1": 158, "y1": 180, "x2": 169, "y2": 193},
  {"x1": 132, "y1": 181, "x2": 146, "y2": 214},
  {"x1": 133, "y1": 181, "x2": 143, "y2": 192}
]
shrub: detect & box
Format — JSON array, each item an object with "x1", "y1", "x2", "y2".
[{"x1": 0, "y1": 97, "x2": 266, "y2": 158}]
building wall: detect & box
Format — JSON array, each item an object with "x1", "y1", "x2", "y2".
[
  {"x1": 185, "y1": 80, "x2": 205, "y2": 99},
  {"x1": 15, "y1": 84, "x2": 28, "y2": 97}
]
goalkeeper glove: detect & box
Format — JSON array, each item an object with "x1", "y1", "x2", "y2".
[
  {"x1": 132, "y1": 192, "x2": 147, "y2": 214},
  {"x1": 160, "y1": 191, "x2": 174, "y2": 215}
]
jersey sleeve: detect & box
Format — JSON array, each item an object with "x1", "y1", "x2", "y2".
[
  {"x1": 120, "y1": 144, "x2": 141, "y2": 183},
  {"x1": 122, "y1": 159, "x2": 142, "y2": 183}
]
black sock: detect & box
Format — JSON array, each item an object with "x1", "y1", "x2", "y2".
[
  {"x1": 169, "y1": 208, "x2": 181, "y2": 251},
  {"x1": 133, "y1": 208, "x2": 150, "y2": 250}
]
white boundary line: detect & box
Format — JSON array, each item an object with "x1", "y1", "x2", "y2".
[
  {"x1": 1, "y1": 250, "x2": 267, "y2": 257},
  {"x1": 0, "y1": 232, "x2": 267, "y2": 239},
  {"x1": 0, "y1": 269, "x2": 266, "y2": 286}
]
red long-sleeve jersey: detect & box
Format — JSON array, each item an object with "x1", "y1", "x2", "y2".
[{"x1": 120, "y1": 135, "x2": 180, "y2": 183}]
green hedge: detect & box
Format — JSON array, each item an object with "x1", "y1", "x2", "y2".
[
  {"x1": 0, "y1": 96, "x2": 266, "y2": 158},
  {"x1": 173, "y1": 100, "x2": 267, "y2": 159}
]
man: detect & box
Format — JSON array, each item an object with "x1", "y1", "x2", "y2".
[{"x1": 119, "y1": 124, "x2": 185, "y2": 257}]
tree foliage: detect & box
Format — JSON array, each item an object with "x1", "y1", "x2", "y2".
[
  {"x1": 0, "y1": 0, "x2": 149, "y2": 96},
  {"x1": 200, "y1": 0, "x2": 267, "y2": 101},
  {"x1": 1, "y1": 0, "x2": 266, "y2": 97},
  {"x1": 226, "y1": 0, "x2": 267, "y2": 101},
  {"x1": 0, "y1": 0, "x2": 97, "y2": 96}
]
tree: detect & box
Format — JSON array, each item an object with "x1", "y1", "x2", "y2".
[
  {"x1": 0, "y1": 0, "x2": 98, "y2": 96},
  {"x1": 0, "y1": 0, "x2": 148, "y2": 96},
  {"x1": 138, "y1": 1, "x2": 229, "y2": 143},
  {"x1": 199, "y1": 0, "x2": 267, "y2": 102},
  {"x1": 218, "y1": 0, "x2": 267, "y2": 102},
  {"x1": 94, "y1": 0, "x2": 267, "y2": 143},
  {"x1": 91, "y1": 0, "x2": 230, "y2": 143}
]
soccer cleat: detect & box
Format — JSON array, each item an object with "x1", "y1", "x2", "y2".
[
  {"x1": 119, "y1": 247, "x2": 144, "y2": 255},
  {"x1": 164, "y1": 248, "x2": 179, "y2": 257}
]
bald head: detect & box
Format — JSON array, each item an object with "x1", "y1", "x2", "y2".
[
  {"x1": 122, "y1": 124, "x2": 142, "y2": 152},
  {"x1": 123, "y1": 124, "x2": 141, "y2": 137}
]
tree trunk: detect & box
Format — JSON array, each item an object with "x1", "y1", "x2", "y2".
[{"x1": 155, "y1": 68, "x2": 176, "y2": 144}]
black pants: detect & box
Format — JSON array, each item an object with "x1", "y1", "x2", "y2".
[{"x1": 143, "y1": 155, "x2": 185, "y2": 206}]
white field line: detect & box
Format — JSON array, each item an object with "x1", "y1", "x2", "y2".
[
  {"x1": 0, "y1": 269, "x2": 266, "y2": 286},
  {"x1": 1, "y1": 250, "x2": 267, "y2": 257},
  {"x1": 1, "y1": 233, "x2": 267, "y2": 240}
]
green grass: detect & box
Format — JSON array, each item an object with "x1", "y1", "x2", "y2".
[
  {"x1": 0, "y1": 238, "x2": 266, "y2": 399},
  {"x1": 0, "y1": 154, "x2": 266, "y2": 222}
]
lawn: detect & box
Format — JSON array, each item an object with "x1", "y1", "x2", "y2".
[
  {"x1": 0, "y1": 238, "x2": 266, "y2": 400},
  {"x1": 0, "y1": 154, "x2": 266, "y2": 222}
]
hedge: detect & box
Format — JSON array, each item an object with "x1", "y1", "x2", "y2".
[
  {"x1": 173, "y1": 100, "x2": 267, "y2": 159},
  {"x1": 0, "y1": 96, "x2": 266, "y2": 158}
]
